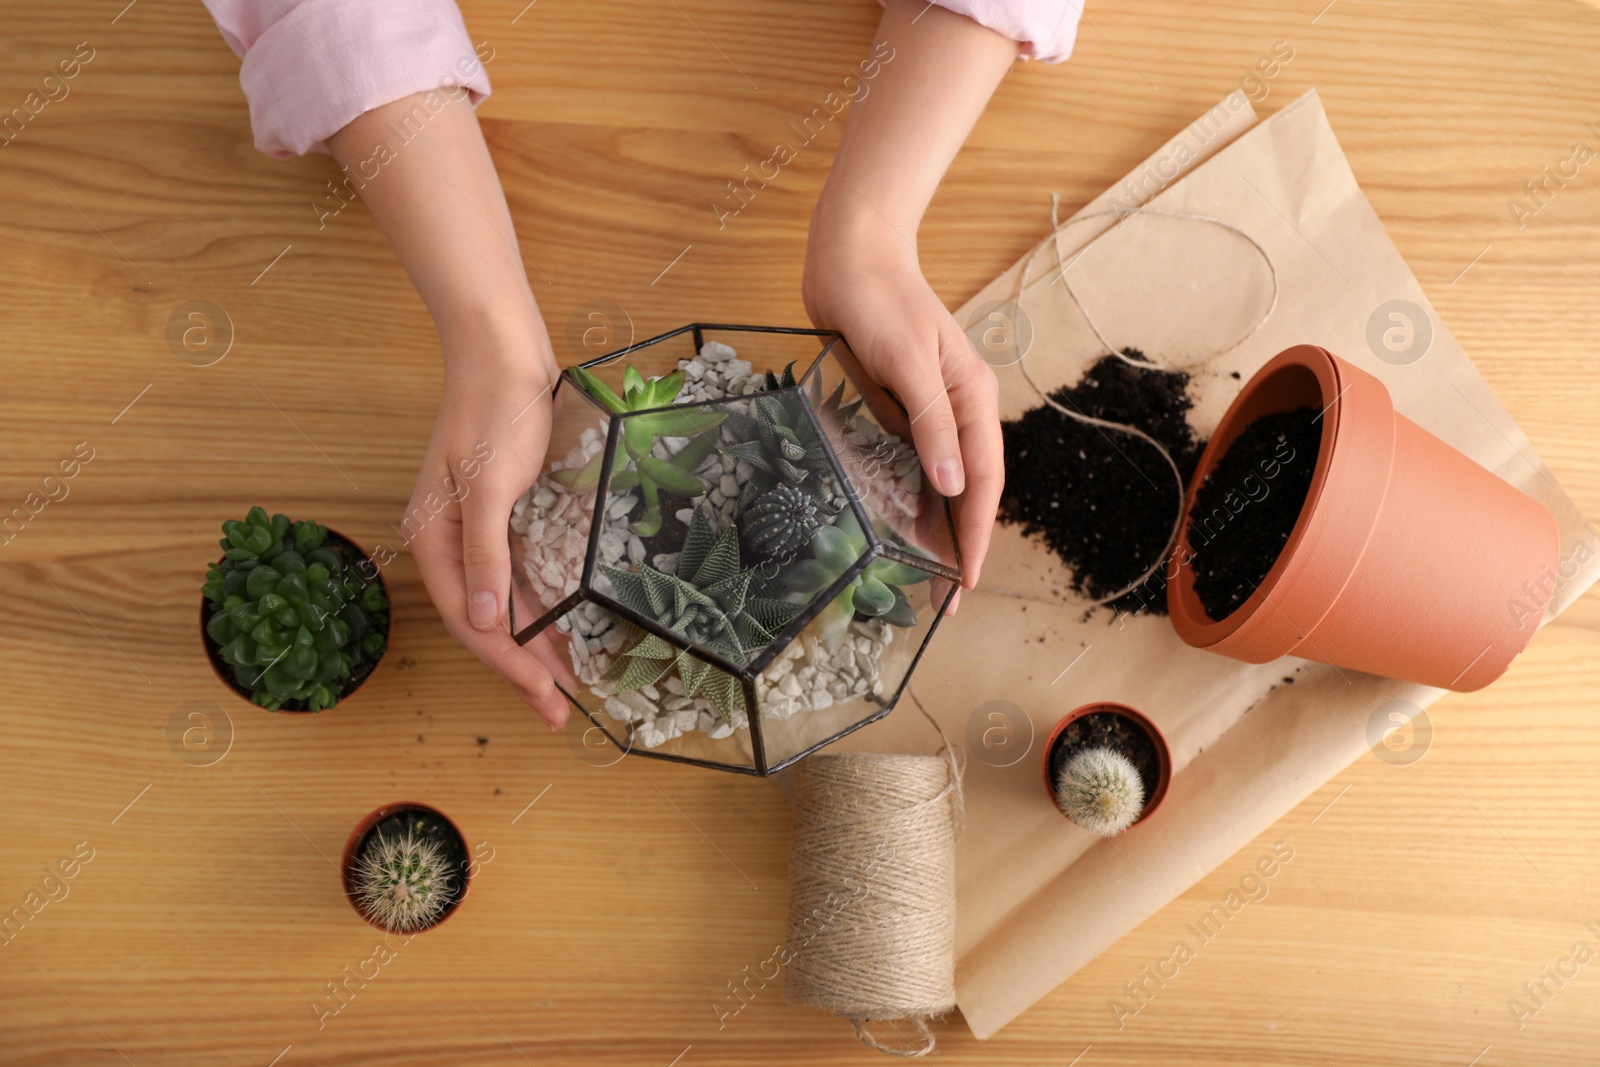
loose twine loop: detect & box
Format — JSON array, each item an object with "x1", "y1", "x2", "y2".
[
  {"x1": 784, "y1": 697, "x2": 963, "y2": 1057},
  {"x1": 781, "y1": 206, "x2": 1280, "y2": 1057},
  {"x1": 1008, "y1": 197, "x2": 1281, "y2": 605}
]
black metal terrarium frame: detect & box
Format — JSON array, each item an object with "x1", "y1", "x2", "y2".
[{"x1": 510, "y1": 323, "x2": 962, "y2": 775}]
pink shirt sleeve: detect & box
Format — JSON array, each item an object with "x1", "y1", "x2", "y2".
[
  {"x1": 917, "y1": 0, "x2": 1082, "y2": 62},
  {"x1": 201, "y1": 0, "x2": 492, "y2": 158}
]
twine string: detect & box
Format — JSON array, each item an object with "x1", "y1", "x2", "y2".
[
  {"x1": 1006, "y1": 197, "x2": 1281, "y2": 605},
  {"x1": 784, "y1": 694, "x2": 962, "y2": 1058}
]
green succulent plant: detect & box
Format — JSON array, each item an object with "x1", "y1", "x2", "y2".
[
  {"x1": 759, "y1": 362, "x2": 801, "y2": 391},
  {"x1": 552, "y1": 363, "x2": 727, "y2": 537},
  {"x1": 602, "y1": 505, "x2": 801, "y2": 723},
  {"x1": 782, "y1": 511, "x2": 930, "y2": 643},
  {"x1": 723, "y1": 363, "x2": 859, "y2": 511},
  {"x1": 201, "y1": 507, "x2": 389, "y2": 712}
]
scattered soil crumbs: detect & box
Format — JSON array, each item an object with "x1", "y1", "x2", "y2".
[
  {"x1": 1048, "y1": 710, "x2": 1160, "y2": 808},
  {"x1": 1188, "y1": 407, "x2": 1322, "y2": 621},
  {"x1": 1000, "y1": 350, "x2": 1204, "y2": 614}
]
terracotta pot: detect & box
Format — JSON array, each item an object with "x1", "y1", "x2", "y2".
[
  {"x1": 1041, "y1": 702, "x2": 1171, "y2": 828},
  {"x1": 200, "y1": 527, "x2": 390, "y2": 714},
  {"x1": 341, "y1": 802, "x2": 472, "y2": 934},
  {"x1": 1168, "y1": 345, "x2": 1559, "y2": 691}
]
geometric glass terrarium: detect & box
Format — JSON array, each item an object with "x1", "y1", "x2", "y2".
[{"x1": 508, "y1": 324, "x2": 960, "y2": 775}]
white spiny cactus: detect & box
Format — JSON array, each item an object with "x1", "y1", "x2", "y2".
[
  {"x1": 1055, "y1": 746, "x2": 1145, "y2": 836},
  {"x1": 353, "y1": 830, "x2": 455, "y2": 932}
]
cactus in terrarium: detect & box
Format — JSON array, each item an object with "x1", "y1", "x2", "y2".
[
  {"x1": 602, "y1": 505, "x2": 802, "y2": 723},
  {"x1": 201, "y1": 507, "x2": 388, "y2": 712},
  {"x1": 780, "y1": 511, "x2": 929, "y2": 644},
  {"x1": 352, "y1": 829, "x2": 456, "y2": 933},
  {"x1": 1054, "y1": 747, "x2": 1145, "y2": 836},
  {"x1": 739, "y1": 483, "x2": 824, "y2": 561},
  {"x1": 552, "y1": 364, "x2": 725, "y2": 537}
]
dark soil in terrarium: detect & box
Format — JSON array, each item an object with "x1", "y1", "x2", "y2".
[
  {"x1": 1048, "y1": 710, "x2": 1161, "y2": 808},
  {"x1": 632, "y1": 490, "x2": 693, "y2": 565},
  {"x1": 1188, "y1": 406, "x2": 1323, "y2": 621},
  {"x1": 999, "y1": 350, "x2": 1205, "y2": 615},
  {"x1": 201, "y1": 530, "x2": 387, "y2": 711},
  {"x1": 348, "y1": 806, "x2": 470, "y2": 926}
]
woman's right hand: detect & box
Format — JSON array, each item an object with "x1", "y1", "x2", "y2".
[{"x1": 404, "y1": 320, "x2": 573, "y2": 728}]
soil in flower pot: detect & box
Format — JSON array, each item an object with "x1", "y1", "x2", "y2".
[
  {"x1": 201, "y1": 507, "x2": 390, "y2": 713},
  {"x1": 1186, "y1": 406, "x2": 1323, "y2": 621},
  {"x1": 1168, "y1": 344, "x2": 1560, "y2": 692},
  {"x1": 342, "y1": 804, "x2": 469, "y2": 934},
  {"x1": 1000, "y1": 350, "x2": 1205, "y2": 614}
]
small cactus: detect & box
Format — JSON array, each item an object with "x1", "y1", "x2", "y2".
[
  {"x1": 740, "y1": 484, "x2": 822, "y2": 560},
  {"x1": 353, "y1": 830, "x2": 456, "y2": 933},
  {"x1": 1054, "y1": 746, "x2": 1145, "y2": 836}
]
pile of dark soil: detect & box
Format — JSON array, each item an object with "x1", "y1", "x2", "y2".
[
  {"x1": 1047, "y1": 709, "x2": 1160, "y2": 807},
  {"x1": 999, "y1": 350, "x2": 1204, "y2": 615},
  {"x1": 1189, "y1": 406, "x2": 1322, "y2": 621}
]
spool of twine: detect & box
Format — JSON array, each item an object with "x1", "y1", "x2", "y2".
[{"x1": 784, "y1": 748, "x2": 962, "y2": 1057}]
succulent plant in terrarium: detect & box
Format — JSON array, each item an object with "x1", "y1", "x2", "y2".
[
  {"x1": 724, "y1": 363, "x2": 864, "y2": 558},
  {"x1": 602, "y1": 505, "x2": 802, "y2": 722},
  {"x1": 1054, "y1": 747, "x2": 1145, "y2": 836},
  {"x1": 779, "y1": 511, "x2": 928, "y2": 643},
  {"x1": 201, "y1": 507, "x2": 389, "y2": 712},
  {"x1": 552, "y1": 364, "x2": 725, "y2": 537},
  {"x1": 352, "y1": 829, "x2": 456, "y2": 933}
]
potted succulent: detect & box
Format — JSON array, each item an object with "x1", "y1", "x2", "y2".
[
  {"x1": 341, "y1": 802, "x2": 469, "y2": 933},
  {"x1": 508, "y1": 324, "x2": 962, "y2": 775},
  {"x1": 200, "y1": 507, "x2": 390, "y2": 712},
  {"x1": 1042, "y1": 702, "x2": 1171, "y2": 835},
  {"x1": 1167, "y1": 345, "x2": 1560, "y2": 691}
]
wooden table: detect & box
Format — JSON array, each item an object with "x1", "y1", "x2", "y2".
[{"x1": 3, "y1": 0, "x2": 1598, "y2": 1063}]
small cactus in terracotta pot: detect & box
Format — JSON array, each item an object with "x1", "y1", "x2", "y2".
[
  {"x1": 352, "y1": 831, "x2": 455, "y2": 933},
  {"x1": 341, "y1": 803, "x2": 470, "y2": 934},
  {"x1": 1042, "y1": 702, "x2": 1170, "y2": 835}
]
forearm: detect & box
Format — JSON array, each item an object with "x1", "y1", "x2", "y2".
[
  {"x1": 814, "y1": 0, "x2": 1018, "y2": 244},
  {"x1": 326, "y1": 91, "x2": 549, "y2": 375}
]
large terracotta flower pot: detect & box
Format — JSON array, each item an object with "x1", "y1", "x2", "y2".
[{"x1": 1168, "y1": 344, "x2": 1559, "y2": 691}]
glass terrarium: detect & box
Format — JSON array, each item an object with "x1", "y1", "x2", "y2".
[{"x1": 508, "y1": 324, "x2": 961, "y2": 775}]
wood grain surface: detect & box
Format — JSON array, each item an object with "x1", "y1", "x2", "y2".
[{"x1": 2, "y1": 0, "x2": 1599, "y2": 1064}]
